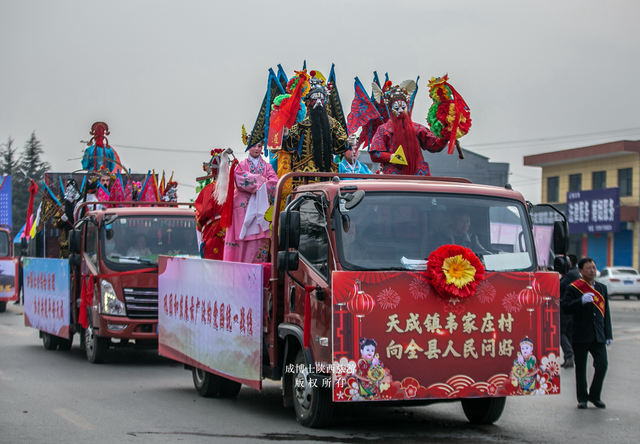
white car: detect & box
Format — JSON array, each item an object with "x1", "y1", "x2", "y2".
[{"x1": 597, "y1": 267, "x2": 640, "y2": 299}]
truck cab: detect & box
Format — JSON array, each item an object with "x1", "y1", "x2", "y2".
[{"x1": 72, "y1": 205, "x2": 198, "y2": 362}]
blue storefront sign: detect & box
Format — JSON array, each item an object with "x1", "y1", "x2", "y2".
[{"x1": 567, "y1": 188, "x2": 620, "y2": 233}]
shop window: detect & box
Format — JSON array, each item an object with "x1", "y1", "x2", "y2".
[
  {"x1": 569, "y1": 174, "x2": 582, "y2": 192},
  {"x1": 592, "y1": 171, "x2": 606, "y2": 190},
  {"x1": 619, "y1": 168, "x2": 633, "y2": 197},
  {"x1": 547, "y1": 176, "x2": 559, "y2": 202}
]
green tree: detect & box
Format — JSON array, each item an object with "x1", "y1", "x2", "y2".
[
  {"x1": 11, "y1": 132, "x2": 51, "y2": 237},
  {"x1": 0, "y1": 136, "x2": 20, "y2": 176}
]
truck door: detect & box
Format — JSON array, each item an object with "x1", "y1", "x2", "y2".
[{"x1": 285, "y1": 197, "x2": 332, "y2": 365}]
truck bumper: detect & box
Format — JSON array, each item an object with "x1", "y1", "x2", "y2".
[{"x1": 98, "y1": 315, "x2": 158, "y2": 340}]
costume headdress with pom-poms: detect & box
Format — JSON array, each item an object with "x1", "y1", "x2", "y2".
[{"x1": 427, "y1": 74, "x2": 471, "y2": 154}]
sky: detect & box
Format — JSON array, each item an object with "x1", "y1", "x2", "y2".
[{"x1": 1, "y1": 0, "x2": 639, "y2": 204}]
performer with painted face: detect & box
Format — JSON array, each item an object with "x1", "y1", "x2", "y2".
[
  {"x1": 223, "y1": 139, "x2": 278, "y2": 263},
  {"x1": 281, "y1": 72, "x2": 348, "y2": 178},
  {"x1": 194, "y1": 149, "x2": 233, "y2": 260},
  {"x1": 369, "y1": 82, "x2": 453, "y2": 176}
]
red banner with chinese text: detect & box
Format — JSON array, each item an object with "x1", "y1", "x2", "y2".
[{"x1": 331, "y1": 271, "x2": 560, "y2": 402}]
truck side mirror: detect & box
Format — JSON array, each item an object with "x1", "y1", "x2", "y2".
[
  {"x1": 277, "y1": 251, "x2": 299, "y2": 272},
  {"x1": 278, "y1": 211, "x2": 300, "y2": 251},
  {"x1": 552, "y1": 221, "x2": 569, "y2": 255},
  {"x1": 69, "y1": 229, "x2": 82, "y2": 255},
  {"x1": 553, "y1": 256, "x2": 569, "y2": 274}
]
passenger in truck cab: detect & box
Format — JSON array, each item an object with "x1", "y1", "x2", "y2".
[
  {"x1": 433, "y1": 208, "x2": 491, "y2": 256},
  {"x1": 127, "y1": 234, "x2": 151, "y2": 257}
]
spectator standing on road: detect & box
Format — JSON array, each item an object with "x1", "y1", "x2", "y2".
[
  {"x1": 561, "y1": 257, "x2": 613, "y2": 409},
  {"x1": 559, "y1": 253, "x2": 580, "y2": 368}
]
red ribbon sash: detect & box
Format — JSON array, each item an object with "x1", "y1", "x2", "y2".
[{"x1": 571, "y1": 279, "x2": 605, "y2": 317}]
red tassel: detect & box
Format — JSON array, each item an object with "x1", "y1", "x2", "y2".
[
  {"x1": 303, "y1": 285, "x2": 316, "y2": 348},
  {"x1": 78, "y1": 276, "x2": 94, "y2": 329}
]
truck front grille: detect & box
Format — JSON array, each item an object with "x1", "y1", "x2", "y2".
[{"x1": 123, "y1": 288, "x2": 158, "y2": 319}]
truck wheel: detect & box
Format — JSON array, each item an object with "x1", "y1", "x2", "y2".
[
  {"x1": 219, "y1": 378, "x2": 242, "y2": 398},
  {"x1": 42, "y1": 332, "x2": 59, "y2": 350},
  {"x1": 192, "y1": 368, "x2": 223, "y2": 397},
  {"x1": 58, "y1": 335, "x2": 74, "y2": 351},
  {"x1": 84, "y1": 325, "x2": 108, "y2": 364},
  {"x1": 0, "y1": 301, "x2": 6, "y2": 312},
  {"x1": 291, "y1": 349, "x2": 333, "y2": 428},
  {"x1": 461, "y1": 397, "x2": 506, "y2": 424}
]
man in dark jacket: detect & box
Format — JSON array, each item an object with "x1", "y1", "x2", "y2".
[
  {"x1": 559, "y1": 254, "x2": 581, "y2": 368},
  {"x1": 561, "y1": 257, "x2": 613, "y2": 409}
]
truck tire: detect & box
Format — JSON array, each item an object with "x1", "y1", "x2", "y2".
[
  {"x1": 192, "y1": 368, "x2": 223, "y2": 398},
  {"x1": 84, "y1": 325, "x2": 108, "y2": 364},
  {"x1": 461, "y1": 397, "x2": 506, "y2": 424},
  {"x1": 219, "y1": 378, "x2": 242, "y2": 398},
  {"x1": 58, "y1": 335, "x2": 74, "y2": 351},
  {"x1": 291, "y1": 349, "x2": 333, "y2": 428},
  {"x1": 0, "y1": 301, "x2": 6, "y2": 312},
  {"x1": 42, "y1": 332, "x2": 59, "y2": 350}
]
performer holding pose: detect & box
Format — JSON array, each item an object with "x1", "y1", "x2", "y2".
[{"x1": 224, "y1": 141, "x2": 277, "y2": 263}]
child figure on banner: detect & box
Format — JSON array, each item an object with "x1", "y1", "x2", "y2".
[
  {"x1": 354, "y1": 337, "x2": 386, "y2": 400},
  {"x1": 510, "y1": 337, "x2": 539, "y2": 394},
  {"x1": 223, "y1": 138, "x2": 277, "y2": 264}
]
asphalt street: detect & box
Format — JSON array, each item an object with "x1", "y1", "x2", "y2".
[{"x1": 1, "y1": 299, "x2": 639, "y2": 444}]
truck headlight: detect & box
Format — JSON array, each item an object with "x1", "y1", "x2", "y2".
[{"x1": 101, "y1": 280, "x2": 126, "y2": 316}]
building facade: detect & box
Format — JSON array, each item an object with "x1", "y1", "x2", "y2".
[{"x1": 524, "y1": 140, "x2": 640, "y2": 270}]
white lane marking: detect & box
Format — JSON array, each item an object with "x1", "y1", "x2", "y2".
[
  {"x1": 0, "y1": 324, "x2": 35, "y2": 337},
  {"x1": 0, "y1": 370, "x2": 14, "y2": 380},
  {"x1": 53, "y1": 408, "x2": 98, "y2": 430}
]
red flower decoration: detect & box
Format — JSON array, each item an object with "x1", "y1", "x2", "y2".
[{"x1": 427, "y1": 244, "x2": 485, "y2": 299}]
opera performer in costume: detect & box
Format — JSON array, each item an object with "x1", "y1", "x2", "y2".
[
  {"x1": 194, "y1": 149, "x2": 232, "y2": 260},
  {"x1": 53, "y1": 178, "x2": 81, "y2": 258},
  {"x1": 81, "y1": 121, "x2": 120, "y2": 172},
  {"x1": 369, "y1": 82, "x2": 453, "y2": 176},
  {"x1": 74, "y1": 176, "x2": 105, "y2": 222},
  {"x1": 281, "y1": 74, "x2": 348, "y2": 180},
  {"x1": 224, "y1": 141, "x2": 277, "y2": 263}
]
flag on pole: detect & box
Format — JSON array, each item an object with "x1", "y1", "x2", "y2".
[{"x1": 347, "y1": 77, "x2": 381, "y2": 135}]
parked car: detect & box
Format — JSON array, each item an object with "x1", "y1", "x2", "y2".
[{"x1": 597, "y1": 267, "x2": 640, "y2": 299}]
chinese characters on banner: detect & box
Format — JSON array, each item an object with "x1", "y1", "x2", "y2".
[
  {"x1": 331, "y1": 271, "x2": 561, "y2": 402},
  {"x1": 158, "y1": 256, "x2": 264, "y2": 390},
  {"x1": 567, "y1": 188, "x2": 620, "y2": 233},
  {"x1": 23, "y1": 258, "x2": 71, "y2": 338}
]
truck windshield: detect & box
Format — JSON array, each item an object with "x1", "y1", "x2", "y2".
[
  {"x1": 336, "y1": 192, "x2": 536, "y2": 272},
  {"x1": 101, "y1": 216, "x2": 198, "y2": 267},
  {"x1": 0, "y1": 231, "x2": 9, "y2": 257}
]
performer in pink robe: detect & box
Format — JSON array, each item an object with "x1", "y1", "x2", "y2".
[{"x1": 223, "y1": 141, "x2": 278, "y2": 263}]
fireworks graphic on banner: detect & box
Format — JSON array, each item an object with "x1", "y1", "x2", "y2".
[
  {"x1": 409, "y1": 276, "x2": 431, "y2": 299},
  {"x1": 377, "y1": 287, "x2": 401, "y2": 309},
  {"x1": 502, "y1": 291, "x2": 522, "y2": 313},
  {"x1": 476, "y1": 280, "x2": 496, "y2": 303}
]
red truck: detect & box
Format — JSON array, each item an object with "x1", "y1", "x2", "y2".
[
  {"x1": 158, "y1": 172, "x2": 568, "y2": 427},
  {"x1": 23, "y1": 191, "x2": 198, "y2": 362},
  {"x1": 0, "y1": 224, "x2": 19, "y2": 312}
]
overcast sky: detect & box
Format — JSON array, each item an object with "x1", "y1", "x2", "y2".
[{"x1": 1, "y1": 0, "x2": 639, "y2": 203}]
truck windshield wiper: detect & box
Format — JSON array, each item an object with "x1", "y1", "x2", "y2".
[{"x1": 110, "y1": 255, "x2": 158, "y2": 266}]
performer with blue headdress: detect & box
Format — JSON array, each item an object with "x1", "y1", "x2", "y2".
[{"x1": 81, "y1": 122, "x2": 119, "y2": 172}]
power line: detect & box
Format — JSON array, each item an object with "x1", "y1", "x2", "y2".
[
  {"x1": 465, "y1": 127, "x2": 640, "y2": 151},
  {"x1": 111, "y1": 144, "x2": 213, "y2": 154}
]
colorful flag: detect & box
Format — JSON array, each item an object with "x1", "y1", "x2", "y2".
[{"x1": 347, "y1": 77, "x2": 381, "y2": 135}]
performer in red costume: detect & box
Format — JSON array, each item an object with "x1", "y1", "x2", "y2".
[
  {"x1": 369, "y1": 82, "x2": 457, "y2": 176},
  {"x1": 194, "y1": 149, "x2": 233, "y2": 260}
]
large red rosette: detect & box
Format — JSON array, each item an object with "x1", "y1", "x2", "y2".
[{"x1": 427, "y1": 244, "x2": 485, "y2": 299}]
